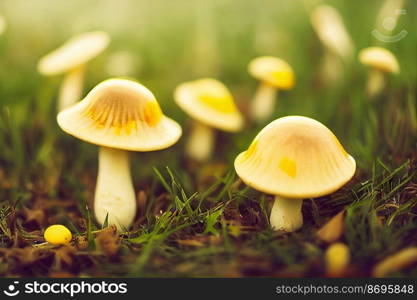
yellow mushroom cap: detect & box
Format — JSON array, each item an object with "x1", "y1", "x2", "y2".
[
  {"x1": 248, "y1": 56, "x2": 295, "y2": 90},
  {"x1": 44, "y1": 224, "x2": 72, "y2": 245},
  {"x1": 174, "y1": 78, "x2": 243, "y2": 132},
  {"x1": 57, "y1": 78, "x2": 182, "y2": 151},
  {"x1": 234, "y1": 116, "x2": 356, "y2": 198},
  {"x1": 358, "y1": 47, "x2": 399, "y2": 74},
  {"x1": 38, "y1": 31, "x2": 110, "y2": 75}
]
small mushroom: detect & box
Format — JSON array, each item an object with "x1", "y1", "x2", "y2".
[
  {"x1": 248, "y1": 56, "x2": 295, "y2": 122},
  {"x1": 234, "y1": 116, "x2": 356, "y2": 232},
  {"x1": 358, "y1": 47, "x2": 399, "y2": 98},
  {"x1": 38, "y1": 31, "x2": 110, "y2": 111},
  {"x1": 174, "y1": 78, "x2": 243, "y2": 161},
  {"x1": 57, "y1": 79, "x2": 182, "y2": 230},
  {"x1": 325, "y1": 242, "x2": 350, "y2": 277},
  {"x1": 44, "y1": 224, "x2": 72, "y2": 245}
]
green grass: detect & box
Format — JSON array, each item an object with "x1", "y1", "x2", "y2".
[{"x1": 0, "y1": 0, "x2": 416, "y2": 277}]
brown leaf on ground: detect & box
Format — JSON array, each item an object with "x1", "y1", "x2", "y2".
[
  {"x1": 316, "y1": 209, "x2": 346, "y2": 243},
  {"x1": 0, "y1": 247, "x2": 51, "y2": 267},
  {"x1": 53, "y1": 245, "x2": 76, "y2": 268},
  {"x1": 372, "y1": 247, "x2": 417, "y2": 277},
  {"x1": 21, "y1": 206, "x2": 46, "y2": 228},
  {"x1": 95, "y1": 226, "x2": 120, "y2": 257}
]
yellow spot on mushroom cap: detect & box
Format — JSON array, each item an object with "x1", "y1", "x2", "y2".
[
  {"x1": 57, "y1": 78, "x2": 182, "y2": 151},
  {"x1": 248, "y1": 56, "x2": 295, "y2": 90},
  {"x1": 44, "y1": 225, "x2": 72, "y2": 245},
  {"x1": 359, "y1": 47, "x2": 399, "y2": 74},
  {"x1": 38, "y1": 31, "x2": 110, "y2": 76},
  {"x1": 174, "y1": 78, "x2": 243, "y2": 132},
  {"x1": 234, "y1": 116, "x2": 356, "y2": 199},
  {"x1": 278, "y1": 157, "x2": 297, "y2": 178}
]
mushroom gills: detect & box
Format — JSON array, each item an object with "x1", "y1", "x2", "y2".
[{"x1": 95, "y1": 146, "x2": 136, "y2": 231}]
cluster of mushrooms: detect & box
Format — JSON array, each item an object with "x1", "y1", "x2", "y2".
[{"x1": 32, "y1": 5, "x2": 400, "y2": 236}]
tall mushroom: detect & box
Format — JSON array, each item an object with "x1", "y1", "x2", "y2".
[
  {"x1": 234, "y1": 116, "x2": 356, "y2": 232},
  {"x1": 310, "y1": 4, "x2": 354, "y2": 84},
  {"x1": 248, "y1": 56, "x2": 295, "y2": 122},
  {"x1": 38, "y1": 31, "x2": 110, "y2": 111},
  {"x1": 174, "y1": 78, "x2": 243, "y2": 161},
  {"x1": 57, "y1": 79, "x2": 182, "y2": 230},
  {"x1": 358, "y1": 47, "x2": 399, "y2": 98}
]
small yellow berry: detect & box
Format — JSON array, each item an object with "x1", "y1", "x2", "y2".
[
  {"x1": 44, "y1": 225, "x2": 72, "y2": 245},
  {"x1": 325, "y1": 242, "x2": 350, "y2": 277}
]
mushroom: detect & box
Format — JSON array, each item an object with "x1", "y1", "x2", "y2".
[
  {"x1": 44, "y1": 224, "x2": 72, "y2": 245},
  {"x1": 38, "y1": 31, "x2": 110, "y2": 111},
  {"x1": 248, "y1": 56, "x2": 295, "y2": 122},
  {"x1": 174, "y1": 78, "x2": 243, "y2": 161},
  {"x1": 310, "y1": 4, "x2": 354, "y2": 83},
  {"x1": 325, "y1": 243, "x2": 350, "y2": 277},
  {"x1": 57, "y1": 79, "x2": 182, "y2": 230},
  {"x1": 234, "y1": 116, "x2": 356, "y2": 232},
  {"x1": 358, "y1": 47, "x2": 399, "y2": 98}
]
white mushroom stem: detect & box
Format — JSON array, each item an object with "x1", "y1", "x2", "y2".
[
  {"x1": 186, "y1": 121, "x2": 215, "y2": 161},
  {"x1": 366, "y1": 69, "x2": 385, "y2": 98},
  {"x1": 58, "y1": 66, "x2": 85, "y2": 111},
  {"x1": 251, "y1": 82, "x2": 277, "y2": 122},
  {"x1": 95, "y1": 146, "x2": 136, "y2": 231},
  {"x1": 270, "y1": 196, "x2": 303, "y2": 232}
]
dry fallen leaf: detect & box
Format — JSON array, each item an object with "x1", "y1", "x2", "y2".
[
  {"x1": 22, "y1": 206, "x2": 46, "y2": 227},
  {"x1": 53, "y1": 245, "x2": 76, "y2": 269},
  {"x1": 372, "y1": 247, "x2": 417, "y2": 277},
  {"x1": 95, "y1": 226, "x2": 120, "y2": 257},
  {"x1": 0, "y1": 247, "x2": 50, "y2": 267},
  {"x1": 316, "y1": 209, "x2": 345, "y2": 243}
]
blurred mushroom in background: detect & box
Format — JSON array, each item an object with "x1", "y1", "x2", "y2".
[
  {"x1": 373, "y1": 0, "x2": 405, "y2": 43},
  {"x1": 174, "y1": 78, "x2": 243, "y2": 162},
  {"x1": 248, "y1": 56, "x2": 295, "y2": 123},
  {"x1": 359, "y1": 46, "x2": 399, "y2": 98},
  {"x1": 38, "y1": 31, "x2": 110, "y2": 111},
  {"x1": 310, "y1": 4, "x2": 354, "y2": 84}
]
